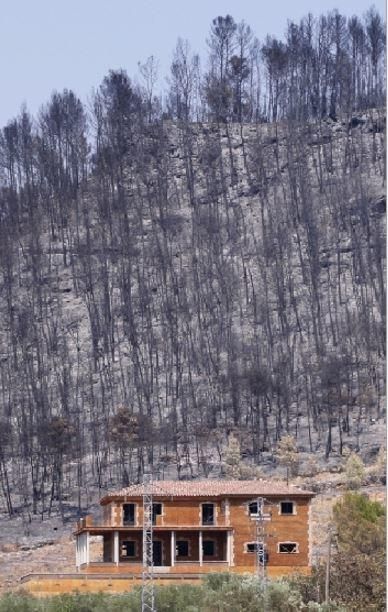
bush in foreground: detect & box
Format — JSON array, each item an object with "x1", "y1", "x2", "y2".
[{"x1": 0, "y1": 575, "x2": 347, "y2": 611}]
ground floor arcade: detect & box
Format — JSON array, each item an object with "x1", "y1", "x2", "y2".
[{"x1": 76, "y1": 528, "x2": 233, "y2": 571}]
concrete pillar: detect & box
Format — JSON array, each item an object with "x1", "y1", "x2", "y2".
[
  {"x1": 80, "y1": 533, "x2": 84, "y2": 566},
  {"x1": 79, "y1": 533, "x2": 85, "y2": 566},
  {"x1": 86, "y1": 531, "x2": 90, "y2": 565},
  {"x1": 171, "y1": 531, "x2": 175, "y2": 567},
  {"x1": 83, "y1": 532, "x2": 87, "y2": 565},
  {"x1": 226, "y1": 531, "x2": 231, "y2": 565},
  {"x1": 199, "y1": 531, "x2": 203, "y2": 566},
  {"x1": 225, "y1": 498, "x2": 230, "y2": 526},
  {"x1": 113, "y1": 530, "x2": 120, "y2": 565}
]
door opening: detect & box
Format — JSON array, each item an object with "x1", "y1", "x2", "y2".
[{"x1": 153, "y1": 540, "x2": 162, "y2": 565}]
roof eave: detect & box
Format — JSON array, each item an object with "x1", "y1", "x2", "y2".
[{"x1": 100, "y1": 490, "x2": 316, "y2": 505}]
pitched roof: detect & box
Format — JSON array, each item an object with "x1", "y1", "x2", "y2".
[{"x1": 100, "y1": 480, "x2": 315, "y2": 504}]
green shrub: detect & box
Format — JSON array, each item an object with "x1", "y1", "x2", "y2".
[
  {"x1": 344, "y1": 452, "x2": 365, "y2": 490},
  {"x1": 0, "y1": 567, "x2": 375, "y2": 611},
  {"x1": 203, "y1": 573, "x2": 304, "y2": 612},
  {"x1": 203, "y1": 572, "x2": 234, "y2": 591},
  {"x1": 265, "y1": 579, "x2": 303, "y2": 611},
  {"x1": 0, "y1": 593, "x2": 41, "y2": 612},
  {"x1": 204, "y1": 573, "x2": 264, "y2": 611},
  {"x1": 330, "y1": 494, "x2": 385, "y2": 610},
  {"x1": 154, "y1": 584, "x2": 205, "y2": 611},
  {"x1": 44, "y1": 592, "x2": 125, "y2": 612}
]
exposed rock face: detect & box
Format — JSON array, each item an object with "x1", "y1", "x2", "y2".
[{"x1": 0, "y1": 110, "x2": 385, "y2": 517}]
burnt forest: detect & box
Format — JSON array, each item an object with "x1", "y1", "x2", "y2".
[{"x1": 0, "y1": 9, "x2": 385, "y2": 524}]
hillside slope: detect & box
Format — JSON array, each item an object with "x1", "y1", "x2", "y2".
[{"x1": 0, "y1": 109, "x2": 385, "y2": 520}]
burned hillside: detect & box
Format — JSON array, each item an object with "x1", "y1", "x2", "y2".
[
  {"x1": 0, "y1": 109, "x2": 385, "y2": 519},
  {"x1": 0, "y1": 9, "x2": 385, "y2": 520}
]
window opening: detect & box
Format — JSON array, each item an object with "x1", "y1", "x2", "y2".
[
  {"x1": 278, "y1": 542, "x2": 298, "y2": 553},
  {"x1": 123, "y1": 503, "x2": 135, "y2": 525},
  {"x1": 280, "y1": 501, "x2": 294, "y2": 515},
  {"x1": 203, "y1": 540, "x2": 215, "y2": 556},
  {"x1": 202, "y1": 503, "x2": 215, "y2": 525},
  {"x1": 176, "y1": 540, "x2": 189, "y2": 557},
  {"x1": 121, "y1": 540, "x2": 136, "y2": 557},
  {"x1": 246, "y1": 542, "x2": 269, "y2": 563},
  {"x1": 152, "y1": 503, "x2": 162, "y2": 524}
]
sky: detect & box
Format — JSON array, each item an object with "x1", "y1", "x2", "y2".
[{"x1": 0, "y1": 0, "x2": 385, "y2": 127}]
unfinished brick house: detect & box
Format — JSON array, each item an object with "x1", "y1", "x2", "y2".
[{"x1": 75, "y1": 480, "x2": 315, "y2": 578}]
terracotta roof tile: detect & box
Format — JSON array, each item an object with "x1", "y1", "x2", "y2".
[{"x1": 100, "y1": 480, "x2": 314, "y2": 504}]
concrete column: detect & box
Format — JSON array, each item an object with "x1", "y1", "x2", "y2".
[
  {"x1": 113, "y1": 530, "x2": 120, "y2": 565},
  {"x1": 171, "y1": 531, "x2": 175, "y2": 567},
  {"x1": 86, "y1": 531, "x2": 90, "y2": 565},
  {"x1": 225, "y1": 498, "x2": 230, "y2": 526},
  {"x1": 226, "y1": 531, "x2": 231, "y2": 566},
  {"x1": 83, "y1": 533, "x2": 87, "y2": 565},
  {"x1": 80, "y1": 533, "x2": 84, "y2": 566},
  {"x1": 199, "y1": 531, "x2": 203, "y2": 566},
  {"x1": 111, "y1": 531, "x2": 115, "y2": 562},
  {"x1": 80, "y1": 532, "x2": 85, "y2": 566},
  {"x1": 79, "y1": 534, "x2": 82, "y2": 566}
]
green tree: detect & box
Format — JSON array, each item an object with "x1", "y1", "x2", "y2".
[
  {"x1": 330, "y1": 493, "x2": 385, "y2": 610},
  {"x1": 344, "y1": 451, "x2": 365, "y2": 490},
  {"x1": 276, "y1": 435, "x2": 299, "y2": 483}
]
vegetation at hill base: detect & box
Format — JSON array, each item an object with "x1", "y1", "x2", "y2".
[
  {"x1": 330, "y1": 492, "x2": 386, "y2": 610},
  {"x1": 0, "y1": 574, "x2": 345, "y2": 611},
  {"x1": 292, "y1": 492, "x2": 386, "y2": 611}
]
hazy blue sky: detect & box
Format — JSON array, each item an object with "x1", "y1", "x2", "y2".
[{"x1": 1, "y1": 0, "x2": 385, "y2": 126}]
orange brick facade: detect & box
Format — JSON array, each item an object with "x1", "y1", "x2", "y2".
[
  {"x1": 21, "y1": 480, "x2": 314, "y2": 595},
  {"x1": 75, "y1": 481, "x2": 314, "y2": 574}
]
